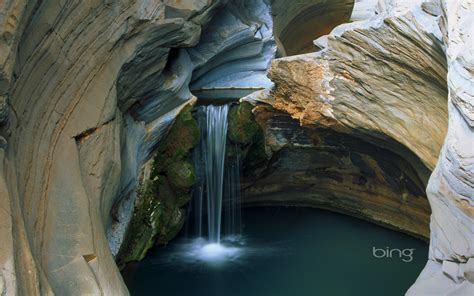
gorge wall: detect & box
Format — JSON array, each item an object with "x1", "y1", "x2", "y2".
[
  {"x1": 407, "y1": 0, "x2": 474, "y2": 293},
  {"x1": 0, "y1": 0, "x2": 472, "y2": 295},
  {"x1": 0, "y1": 1, "x2": 228, "y2": 295},
  {"x1": 241, "y1": 0, "x2": 448, "y2": 240}
]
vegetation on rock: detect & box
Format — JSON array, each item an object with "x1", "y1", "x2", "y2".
[
  {"x1": 116, "y1": 105, "x2": 199, "y2": 267},
  {"x1": 228, "y1": 102, "x2": 261, "y2": 144},
  {"x1": 228, "y1": 102, "x2": 267, "y2": 174}
]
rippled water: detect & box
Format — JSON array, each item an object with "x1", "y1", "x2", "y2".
[{"x1": 122, "y1": 207, "x2": 428, "y2": 296}]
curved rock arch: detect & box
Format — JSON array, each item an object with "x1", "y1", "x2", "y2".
[{"x1": 271, "y1": 0, "x2": 355, "y2": 55}]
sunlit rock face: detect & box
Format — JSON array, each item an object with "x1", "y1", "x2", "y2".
[
  {"x1": 408, "y1": 1, "x2": 474, "y2": 294},
  {"x1": 271, "y1": 0, "x2": 355, "y2": 55},
  {"x1": 242, "y1": 0, "x2": 448, "y2": 239},
  {"x1": 350, "y1": 0, "x2": 378, "y2": 21}
]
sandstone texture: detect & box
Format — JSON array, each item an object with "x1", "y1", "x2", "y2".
[
  {"x1": 0, "y1": 0, "x2": 279, "y2": 294},
  {"x1": 242, "y1": 0, "x2": 448, "y2": 240},
  {"x1": 407, "y1": 0, "x2": 474, "y2": 294}
]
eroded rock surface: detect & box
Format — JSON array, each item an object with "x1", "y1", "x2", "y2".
[
  {"x1": 0, "y1": 0, "x2": 472, "y2": 295},
  {"x1": 242, "y1": 1, "x2": 448, "y2": 239},
  {"x1": 271, "y1": 0, "x2": 355, "y2": 55},
  {"x1": 0, "y1": 0, "x2": 279, "y2": 294},
  {"x1": 407, "y1": 1, "x2": 474, "y2": 294},
  {"x1": 0, "y1": 1, "x2": 226, "y2": 295},
  {"x1": 189, "y1": 0, "x2": 276, "y2": 99}
]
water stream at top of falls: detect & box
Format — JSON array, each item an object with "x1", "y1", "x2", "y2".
[{"x1": 189, "y1": 104, "x2": 241, "y2": 244}]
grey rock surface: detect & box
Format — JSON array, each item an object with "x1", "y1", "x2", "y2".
[
  {"x1": 0, "y1": 1, "x2": 226, "y2": 295},
  {"x1": 407, "y1": 0, "x2": 474, "y2": 294}
]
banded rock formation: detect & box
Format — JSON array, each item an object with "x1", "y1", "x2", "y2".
[
  {"x1": 407, "y1": 0, "x2": 474, "y2": 294},
  {"x1": 0, "y1": 0, "x2": 277, "y2": 294},
  {"x1": 0, "y1": 1, "x2": 227, "y2": 295},
  {"x1": 242, "y1": 0, "x2": 448, "y2": 239}
]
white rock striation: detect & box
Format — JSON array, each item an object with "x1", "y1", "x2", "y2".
[{"x1": 407, "y1": 0, "x2": 474, "y2": 294}]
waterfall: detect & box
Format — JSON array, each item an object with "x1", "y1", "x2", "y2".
[
  {"x1": 190, "y1": 104, "x2": 240, "y2": 244},
  {"x1": 205, "y1": 105, "x2": 229, "y2": 243},
  {"x1": 224, "y1": 144, "x2": 242, "y2": 237}
]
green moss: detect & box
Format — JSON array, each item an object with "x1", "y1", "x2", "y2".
[
  {"x1": 116, "y1": 176, "x2": 164, "y2": 267},
  {"x1": 156, "y1": 105, "x2": 200, "y2": 169},
  {"x1": 166, "y1": 160, "x2": 196, "y2": 189},
  {"x1": 228, "y1": 102, "x2": 261, "y2": 145},
  {"x1": 226, "y1": 102, "x2": 267, "y2": 174},
  {"x1": 242, "y1": 132, "x2": 267, "y2": 171},
  {"x1": 116, "y1": 105, "x2": 200, "y2": 268}
]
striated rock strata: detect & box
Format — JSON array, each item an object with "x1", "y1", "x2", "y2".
[
  {"x1": 0, "y1": 1, "x2": 227, "y2": 295},
  {"x1": 242, "y1": 0, "x2": 449, "y2": 239},
  {"x1": 407, "y1": 0, "x2": 474, "y2": 294},
  {"x1": 0, "y1": 0, "x2": 277, "y2": 294},
  {"x1": 0, "y1": 0, "x2": 472, "y2": 295}
]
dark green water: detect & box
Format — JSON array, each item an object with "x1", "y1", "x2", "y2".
[{"x1": 122, "y1": 207, "x2": 428, "y2": 296}]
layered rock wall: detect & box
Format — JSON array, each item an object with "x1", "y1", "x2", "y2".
[
  {"x1": 0, "y1": 0, "x2": 472, "y2": 295},
  {"x1": 0, "y1": 0, "x2": 279, "y2": 293},
  {"x1": 408, "y1": 1, "x2": 474, "y2": 294},
  {"x1": 242, "y1": 0, "x2": 448, "y2": 239},
  {"x1": 0, "y1": 1, "x2": 227, "y2": 295}
]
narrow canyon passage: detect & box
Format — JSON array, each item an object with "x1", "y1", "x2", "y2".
[{"x1": 0, "y1": 0, "x2": 472, "y2": 295}]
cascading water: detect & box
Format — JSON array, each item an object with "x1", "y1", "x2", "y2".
[
  {"x1": 189, "y1": 104, "x2": 241, "y2": 246},
  {"x1": 204, "y1": 105, "x2": 229, "y2": 243},
  {"x1": 224, "y1": 143, "x2": 242, "y2": 237}
]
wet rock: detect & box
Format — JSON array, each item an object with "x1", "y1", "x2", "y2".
[
  {"x1": 228, "y1": 102, "x2": 261, "y2": 145},
  {"x1": 116, "y1": 105, "x2": 199, "y2": 266},
  {"x1": 0, "y1": 96, "x2": 7, "y2": 126}
]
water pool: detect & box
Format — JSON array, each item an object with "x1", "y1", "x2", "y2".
[{"x1": 122, "y1": 207, "x2": 428, "y2": 296}]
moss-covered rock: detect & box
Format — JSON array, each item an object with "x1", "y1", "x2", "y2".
[
  {"x1": 227, "y1": 102, "x2": 267, "y2": 174},
  {"x1": 228, "y1": 102, "x2": 261, "y2": 145},
  {"x1": 156, "y1": 105, "x2": 200, "y2": 169},
  {"x1": 116, "y1": 105, "x2": 200, "y2": 268},
  {"x1": 167, "y1": 160, "x2": 196, "y2": 189},
  {"x1": 115, "y1": 175, "x2": 164, "y2": 267}
]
